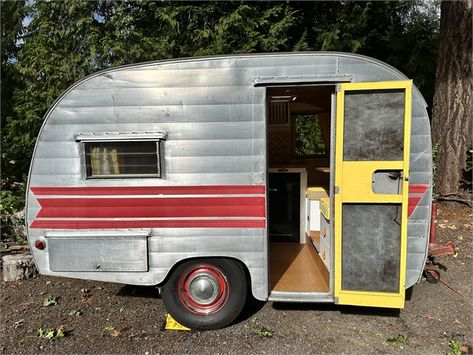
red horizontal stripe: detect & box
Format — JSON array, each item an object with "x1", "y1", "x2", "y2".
[
  {"x1": 30, "y1": 219, "x2": 265, "y2": 229},
  {"x1": 38, "y1": 206, "x2": 265, "y2": 218},
  {"x1": 38, "y1": 205, "x2": 264, "y2": 218},
  {"x1": 408, "y1": 196, "x2": 421, "y2": 217},
  {"x1": 36, "y1": 197, "x2": 265, "y2": 218},
  {"x1": 408, "y1": 184, "x2": 428, "y2": 194},
  {"x1": 37, "y1": 197, "x2": 264, "y2": 208},
  {"x1": 31, "y1": 185, "x2": 265, "y2": 196}
]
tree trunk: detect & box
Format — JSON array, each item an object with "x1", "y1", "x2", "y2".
[{"x1": 431, "y1": 0, "x2": 473, "y2": 196}]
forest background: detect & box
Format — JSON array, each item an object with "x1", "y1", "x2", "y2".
[{"x1": 1, "y1": 0, "x2": 471, "y2": 241}]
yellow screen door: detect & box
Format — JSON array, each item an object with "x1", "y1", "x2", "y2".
[{"x1": 334, "y1": 81, "x2": 412, "y2": 308}]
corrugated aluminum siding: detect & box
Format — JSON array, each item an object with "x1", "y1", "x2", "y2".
[{"x1": 26, "y1": 53, "x2": 431, "y2": 297}]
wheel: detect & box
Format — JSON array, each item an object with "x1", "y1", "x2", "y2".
[{"x1": 161, "y1": 258, "x2": 248, "y2": 330}]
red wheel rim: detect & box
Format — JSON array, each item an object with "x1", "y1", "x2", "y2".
[{"x1": 177, "y1": 264, "x2": 229, "y2": 315}]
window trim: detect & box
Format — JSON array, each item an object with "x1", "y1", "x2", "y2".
[{"x1": 76, "y1": 132, "x2": 166, "y2": 179}]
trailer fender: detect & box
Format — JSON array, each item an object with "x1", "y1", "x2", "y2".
[{"x1": 157, "y1": 256, "x2": 266, "y2": 301}]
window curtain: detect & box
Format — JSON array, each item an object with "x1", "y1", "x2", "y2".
[{"x1": 90, "y1": 146, "x2": 119, "y2": 175}]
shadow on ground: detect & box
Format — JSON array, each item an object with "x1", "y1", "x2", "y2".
[
  {"x1": 272, "y1": 301, "x2": 400, "y2": 317},
  {"x1": 116, "y1": 284, "x2": 161, "y2": 299}
]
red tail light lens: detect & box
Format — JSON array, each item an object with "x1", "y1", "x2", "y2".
[{"x1": 35, "y1": 239, "x2": 46, "y2": 250}]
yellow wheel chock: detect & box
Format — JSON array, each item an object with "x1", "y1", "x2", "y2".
[{"x1": 165, "y1": 314, "x2": 191, "y2": 331}]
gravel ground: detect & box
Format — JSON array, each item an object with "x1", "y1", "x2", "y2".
[{"x1": 1, "y1": 205, "x2": 471, "y2": 354}]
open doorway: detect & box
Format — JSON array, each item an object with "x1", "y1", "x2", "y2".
[{"x1": 266, "y1": 86, "x2": 333, "y2": 295}]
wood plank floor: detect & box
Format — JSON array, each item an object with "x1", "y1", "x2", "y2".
[{"x1": 270, "y1": 242, "x2": 329, "y2": 292}]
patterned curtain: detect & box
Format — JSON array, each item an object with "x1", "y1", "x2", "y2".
[{"x1": 90, "y1": 147, "x2": 119, "y2": 175}]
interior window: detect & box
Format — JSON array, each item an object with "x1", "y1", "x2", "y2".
[
  {"x1": 294, "y1": 114, "x2": 326, "y2": 156},
  {"x1": 84, "y1": 141, "x2": 160, "y2": 178}
]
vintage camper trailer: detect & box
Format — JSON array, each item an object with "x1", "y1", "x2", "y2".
[{"x1": 26, "y1": 52, "x2": 432, "y2": 330}]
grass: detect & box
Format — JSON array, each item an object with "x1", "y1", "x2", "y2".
[
  {"x1": 448, "y1": 340, "x2": 462, "y2": 355},
  {"x1": 387, "y1": 334, "x2": 408, "y2": 345}
]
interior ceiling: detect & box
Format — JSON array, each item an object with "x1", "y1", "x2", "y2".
[{"x1": 268, "y1": 87, "x2": 332, "y2": 113}]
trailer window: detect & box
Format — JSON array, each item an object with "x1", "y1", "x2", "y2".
[
  {"x1": 293, "y1": 114, "x2": 327, "y2": 156},
  {"x1": 84, "y1": 141, "x2": 161, "y2": 178}
]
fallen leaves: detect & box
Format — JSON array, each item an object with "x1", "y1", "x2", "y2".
[
  {"x1": 80, "y1": 288, "x2": 91, "y2": 303},
  {"x1": 105, "y1": 324, "x2": 120, "y2": 337},
  {"x1": 14, "y1": 319, "x2": 25, "y2": 328},
  {"x1": 438, "y1": 223, "x2": 458, "y2": 230}
]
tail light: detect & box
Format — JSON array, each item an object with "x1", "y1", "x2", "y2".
[{"x1": 35, "y1": 239, "x2": 46, "y2": 250}]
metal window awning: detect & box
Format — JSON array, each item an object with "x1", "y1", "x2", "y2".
[
  {"x1": 75, "y1": 131, "x2": 167, "y2": 142},
  {"x1": 253, "y1": 74, "x2": 352, "y2": 86}
]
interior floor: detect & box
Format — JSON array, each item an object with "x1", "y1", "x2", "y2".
[{"x1": 270, "y1": 242, "x2": 329, "y2": 292}]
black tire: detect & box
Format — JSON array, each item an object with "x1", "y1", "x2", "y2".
[{"x1": 161, "y1": 258, "x2": 248, "y2": 330}]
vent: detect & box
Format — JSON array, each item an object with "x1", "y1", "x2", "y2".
[{"x1": 269, "y1": 101, "x2": 289, "y2": 126}]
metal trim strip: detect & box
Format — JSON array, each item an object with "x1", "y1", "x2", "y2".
[
  {"x1": 75, "y1": 132, "x2": 167, "y2": 141},
  {"x1": 31, "y1": 185, "x2": 266, "y2": 196},
  {"x1": 30, "y1": 219, "x2": 266, "y2": 229},
  {"x1": 253, "y1": 74, "x2": 352, "y2": 86},
  {"x1": 45, "y1": 230, "x2": 151, "y2": 237},
  {"x1": 268, "y1": 291, "x2": 334, "y2": 303}
]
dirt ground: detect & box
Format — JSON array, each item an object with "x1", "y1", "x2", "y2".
[{"x1": 1, "y1": 205, "x2": 472, "y2": 354}]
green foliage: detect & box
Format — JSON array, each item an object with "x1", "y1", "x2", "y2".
[
  {"x1": 448, "y1": 339, "x2": 462, "y2": 355},
  {"x1": 1, "y1": 0, "x2": 26, "y2": 127},
  {"x1": 37, "y1": 327, "x2": 65, "y2": 341},
  {"x1": 0, "y1": 180, "x2": 26, "y2": 243},
  {"x1": 294, "y1": 114, "x2": 326, "y2": 156},
  {"x1": 257, "y1": 326, "x2": 273, "y2": 338},
  {"x1": 1, "y1": 0, "x2": 441, "y2": 217},
  {"x1": 1, "y1": 1, "x2": 27, "y2": 216},
  {"x1": 387, "y1": 334, "x2": 408, "y2": 345},
  {"x1": 0, "y1": 184, "x2": 25, "y2": 218},
  {"x1": 315, "y1": 1, "x2": 439, "y2": 110}
]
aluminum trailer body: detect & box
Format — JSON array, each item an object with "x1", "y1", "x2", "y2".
[{"x1": 26, "y1": 52, "x2": 432, "y2": 329}]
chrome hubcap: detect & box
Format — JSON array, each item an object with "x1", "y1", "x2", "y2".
[
  {"x1": 178, "y1": 264, "x2": 230, "y2": 315},
  {"x1": 189, "y1": 274, "x2": 219, "y2": 305}
]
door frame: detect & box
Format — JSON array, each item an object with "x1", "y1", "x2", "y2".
[{"x1": 333, "y1": 80, "x2": 413, "y2": 308}]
